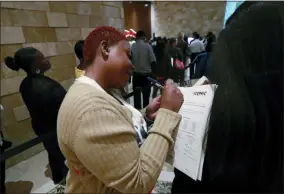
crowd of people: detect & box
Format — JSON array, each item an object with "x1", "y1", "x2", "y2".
[
  {"x1": 130, "y1": 30, "x2": 215, "y2": 109},
  {"x1": 0, "y1": 1, "x2": 283, "y2": 194},
  {"x1": 150, "y1": 31, "x2": 216, "y2": 83}
]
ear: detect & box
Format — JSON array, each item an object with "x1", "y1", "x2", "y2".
[{"x1": 100, "y1": 40, "x2": 110, "y2": 58}]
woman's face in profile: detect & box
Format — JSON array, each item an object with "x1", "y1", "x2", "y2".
[
  {"x1": 34, "y1": 51, "x2": 51, "y2": 73},
  {"x1": 107, "y1": 40, "x2": 134, "y2": 88}
]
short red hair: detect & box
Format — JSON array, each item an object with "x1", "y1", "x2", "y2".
[{"x1": 83, "y1": 26, "x2": 126, "y2": 69}]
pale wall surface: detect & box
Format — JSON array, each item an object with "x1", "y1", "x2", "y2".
[
  {"x1": 0, "y1": 1, "x2": 124, "y2": 168},
  {"x1": 151, "y1": 1, "x2": 226, "y2": 37}
]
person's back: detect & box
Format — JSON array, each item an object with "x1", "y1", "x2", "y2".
[
  {"x1": 177, "y1": 32, "x2": 189, "y2": 63},
  {"x1": 188, "y1": 32, "x2": 205, "y2": 78},
  {"x1": 172, "y1": 2, "x2": 283, "y2": 193},
  {"x1": 131, "y1": 30, "x2": 156, "y2": 109},
  {"x1": 167, "y1": 46, "x2": 182, "y2": 60},
  {"x1": 131, "y1": 40, "x2": 155, "y2": 74},
  {"x1": 155, "y1": 41, "x2": 168, "y2": 77},
  {"x1": 205, "y1": 32, "x2": 216, "y2": 53},
  {"x1": 20, "y1": 75, "x2": 66, "y2": 135},
  {"x1": 176, "y1": 41, "x2": 188, "y2": 61},
  {"x1": 189, "y1": 38, "x2": 205, "y2": 54},
  {"x1": 166, "y1": 38, "x2": 183, "y2": 83}
]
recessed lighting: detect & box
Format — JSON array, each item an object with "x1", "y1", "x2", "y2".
[{"x1": 145, "y1": 4, "x2": 148, "y2": 7}]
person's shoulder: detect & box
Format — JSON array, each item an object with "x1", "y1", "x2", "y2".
[
  {"x1": 20, "y1": 75, "x2": 53, "y2": 91},
  {"x1": 59, "y1": 83, "x2": 125, "y2": 123},
  {"x1": 131, "y1": 42, "x2": 138, "y2": 51},
  {"x1": 29, "y1": 75, "x2": 57, "y2": 84},
  {"x1": 19, "y1": 76, "x2": 29, "y2": 87},
  {"x1": 66, "y1": 83, "x2": 102, "y2": 99},
  {"x1": 63, "y1": 83, "x2": 117, "y2": 109},
  {"x1": 39, "y1": 75, "x2": 66, "y2": 90},
  {"x1": 132, "y1": 42, "x2": 137, "y2": 47}
]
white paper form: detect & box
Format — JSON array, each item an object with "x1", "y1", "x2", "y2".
[
  {"x1": 197, "y1": 114, "x2": 210, "y2": 180},
  {"x1": 173, "y1": 85, "x2": 216, "y2": 181},
  {"x1": 194, "y1": 76, "x2": 212, "y2": 181}
]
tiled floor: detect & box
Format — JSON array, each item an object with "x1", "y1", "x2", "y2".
[
  {"x1": 5, "y1": 150, "x2": 174, "y2": 193},
  {"x1": 5, "y1": 150, "x2": 55, "y2": 193}
]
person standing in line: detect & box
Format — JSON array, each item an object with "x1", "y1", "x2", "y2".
[
  {"x1": 204, "y1": 32, "x2": 216, "y2": 53},
  {"x1": 163, "y1": 37, "x2": 168, "y2": 45},
  {"x1": 188, "y1": 32, "x2": 205, "y2": 78},
  {"x1": 152, "y1": 37, "x2": 168, "y2": 98},
  {"x1": 167, "y1": 38, "x2": 184, "y2": 83},
  {"x1": 131, "y1": 30, "x2": 156, "y2": 109},
  {"x1": 74, "y1": 40, "x2": 85, "y2": 78},
  {"x1": 177, "y1": 32, "x2": 189, "y2": 83},
  {"x1": 4, "y1": 48, "x2": 68, "y2": 184}
]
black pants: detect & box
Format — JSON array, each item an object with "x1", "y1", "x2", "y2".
[
  {"x1": 132, "y1": 72, "x2": 152, "y2": 110},
  {"x1": 190, "y1": 53, "x2": 199, "y2": 79},
  {"x1": 169, "y1": 68, "x2": 184, "y2": 84},
  {"x1": 172, "y1": 168, "x2": 206, "y2": 193},
  {"x1": 41, "y1": 134, "x2": 68, "y2": 184},
  {"x1": 0, "y1": 146, "x2": 5, "y2": 194}
]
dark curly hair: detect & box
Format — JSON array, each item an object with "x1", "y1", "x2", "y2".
[{"x1": 4, "y1": 47, "x2": 38, "y2": 74}]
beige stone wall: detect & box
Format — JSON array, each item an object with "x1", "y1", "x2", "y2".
[
  {"x1": 0, "y1": 1, "x2": 124, "y2": 168},
  {"x1": 151, "y1": 1, "x2": 226, "y2": 37}
]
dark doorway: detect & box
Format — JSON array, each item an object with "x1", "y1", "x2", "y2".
[{"x1": 123, "y1": 1, "x2": 151, "y2": 40}]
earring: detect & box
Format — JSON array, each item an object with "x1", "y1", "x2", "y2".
[{"x1": 36, "y1": 69, "x2": 40, "y2": 74}]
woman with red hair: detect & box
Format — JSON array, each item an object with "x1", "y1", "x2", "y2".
[{"x1": 57, "y1": 26, "x2": 183, "y2": 193}]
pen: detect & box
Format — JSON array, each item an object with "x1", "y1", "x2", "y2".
[{"x1": 147, "y1": 77, "x2": 164, "y2": 89}]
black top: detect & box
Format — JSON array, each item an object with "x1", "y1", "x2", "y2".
[
  {"x1": 177, "y1": 40, "x2": 189, "y2": 63},
  {"x1": 153, "y1": 42, "x2": 168, "y2": 77},
  {"x1": 19, "y1": 75, "x2": 66, "y2": 136},
  {"x1": 173, "y1": 168, "x2": 282, "y2": 193}
]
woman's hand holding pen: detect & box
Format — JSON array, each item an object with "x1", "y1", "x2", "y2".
[{"x1": 160, "y1": 79, "x2": 184, "y2": 113}]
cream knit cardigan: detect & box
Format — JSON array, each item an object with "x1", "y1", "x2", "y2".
[{"x1": 57, "y1": 82, "x2": 181, "y2": 194}]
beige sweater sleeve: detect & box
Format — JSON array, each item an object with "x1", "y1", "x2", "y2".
[{"x1": 74, "y1": 103, "x2": 181, "y2": 193}]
